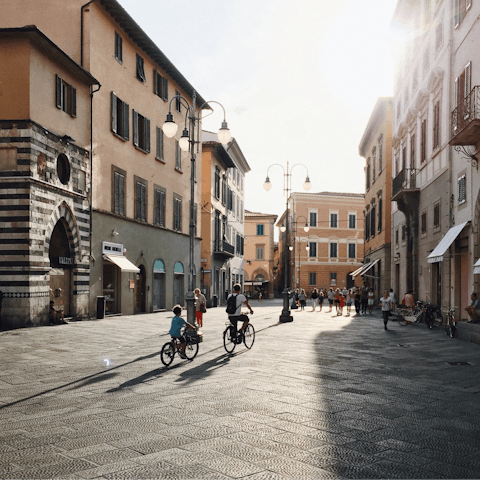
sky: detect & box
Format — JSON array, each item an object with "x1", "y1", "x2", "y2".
[{"x1": 117, "y1": 0, "x2": 399, "y2": 219}]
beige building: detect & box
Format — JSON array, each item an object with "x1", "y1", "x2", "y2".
[
  {"x1": 244, "y1": 211, "x2": 277, "y2": 298},
  {"x1": 1, "y1": 0, "x2": 207, "y2": 320},
  {"x1": 286, "y1": 192, "x2": 365, "y2": 292},
  {"x1": 358, "y1": 97, "x2": 394, "y2": 299}
]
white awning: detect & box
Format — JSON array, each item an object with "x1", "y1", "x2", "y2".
[
  {"x1": 427, "y1": 221, "x2": 468, "y2": 263},
  {"x1": 474, "y1": 258, "x2": 480, "y2": 275},
  {"x1": 103, "y1": 254, "x2": 140, "y2": 273},
  {"x1": 350, "y1": 265, "x2": 366, "y2": 277},
  {"x1": 350, "y1": 259, "x2": 379, "y2": 278},
  {"x1": 360, "y1": 259, "x2": 380, "y2": 275}
]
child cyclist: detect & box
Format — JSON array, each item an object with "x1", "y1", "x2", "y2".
[{"x1": 169, "y1": 305, "x2": 196, "y2": 359}]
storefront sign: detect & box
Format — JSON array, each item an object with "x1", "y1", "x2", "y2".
[
  {"x1": 58, "y1": 256, "x2": 73, "y2": 265},
  {"x1": 102, "y1": 241, "x2": 123, "y2": 255}
]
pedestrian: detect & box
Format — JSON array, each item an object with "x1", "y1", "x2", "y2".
[
  {"x1": 368, "y1": 288, "x2": 375, "y2": 314},
  {"x1": 354, "y1": 288, "x2": 361, "y2": 314},
  {"x1": 327, "y1": 288, "x2": 334, "y2": 312},
  {"x1": 388, "y1": 288, "x2": 396, "y2": 312},
  {"x1": 345, "y1": 290, "x2": 352, "y2": 316},
  {"x1": 311, "y1": 288, "x2": 318, "y2": 312},
  {"x1": 465, "y1": 292, "x2": 480, "y2": 323},
  {"x1": 339, "y1": 292, "x2": 345, "y2": 316},
  {"x1": 298, "y1": 289, "x2": 306, "y2": 311},
  {"x1": 258, "y1": 291, "x2": 262, "y2": 301},
  {"x1": 361, "y1": 288, "x2": 368, "y2": 314},
  {"x1": 318, "y1": 289, "x2": 324, "y2": 312},
  {"x1": 49, "y1": 300, "x2": 66, "y2": 324},
  {"x1": 334, "y1": 289, "x2": 341, "y2": 315},
  {"x1": 379, "y1": 290, "x2": 392, "y2": 330},
  {"x1": 404, "y1": 290, "x2": 415, "y2": 311},
  {"x1": 194, "y1": 288, "x2": 206, "y2": 328}
]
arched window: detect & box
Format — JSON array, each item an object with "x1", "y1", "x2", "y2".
[{"x1": 174, "y1": 262, "x2": 184, "y2": 274}]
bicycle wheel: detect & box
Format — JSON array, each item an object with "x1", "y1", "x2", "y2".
[
  {"x1": 160, "y1": 342, "x2": 175, "y2": 366},
  {"x1": 223, "y1": 326, "x2": 236, "y2": 354},
  {"x1": 396, "y1": 308, "x2": 410, "y2": 326},
  {"x1": 243, "y1": 324, "x2": 255, "y2": 349},
  {"x1": 184, "y1": 338, "x2": 199, "y2": 360},
  {"x1": 432, "y1": 310, "x2": 443, "y2": 328}
]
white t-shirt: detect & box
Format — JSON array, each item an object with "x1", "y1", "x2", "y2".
[
  {"x1": 379, "y1": 297, "x2": 391, "y2": 311},
  {"x1": 227, "y1": 293, "x2": 246, "y2": 316}
]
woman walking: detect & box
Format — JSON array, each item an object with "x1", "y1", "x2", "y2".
[
  {"x1": 327, "y1": 288, "x2": 334, "y2": 313},
  {"x1": 311, "y1": 288, "x2": 319, "y2": 311},
  {"x1": 379, "y1": 290, "x2": 392, "y2": 330},
  {"x1": 334, "y1": 289, "x2": 341, "y2": 315},
  {"x1": 318, "y1": 289, "x2": 324, "y2": 312},
  {"x1": 298, "y1": 289, "x2": 306, "y2": 311},
  {"x1": 368, "y1": 288, "x2": 375, "y2": 314},
  {"x1": 345, "y1": 290, "x2": 352, "y2": 316},
  {"x1": 361, "y1": 288, "x2": 368, "y2": 314}
]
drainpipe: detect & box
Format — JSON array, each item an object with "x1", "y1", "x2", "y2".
[
  {"x1": 90, "y1": 83, "x2": 101, "y2": 267},
  {"x1": 81, "y1": 0, "x2": 97, "y2": 68}
]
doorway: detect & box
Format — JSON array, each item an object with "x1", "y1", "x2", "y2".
[{"x1": 135, "y1": 265, "x2": 146, "y2": 313}]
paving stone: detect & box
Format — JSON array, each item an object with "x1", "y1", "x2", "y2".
[
  {"x1": 255, "y1": 456, "x2": 334, "y2": 479},
  {"x1": 200, "y1": 455, "x2": 264, "y2": 478}
]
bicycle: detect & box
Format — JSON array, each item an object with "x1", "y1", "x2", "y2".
[
  {"x1": 160, "y1": 325, "x2": 199, "y2": 366},
  {"x1": 223, "y1": 312, "x2": 255, "y2": 354},
  {"x1": 395, "y1": 300, "x2": 425, "y2": 326},
  {"x1": 442, "y1": 306, "x2": 458, "y2": 337}
]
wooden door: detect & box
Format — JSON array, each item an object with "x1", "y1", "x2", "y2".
[{"x1": 50, "y1": 269, "x2": 70, "y2": 317}]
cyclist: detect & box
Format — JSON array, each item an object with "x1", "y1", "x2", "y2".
[
  {"x1": 168, "y1": 305, "x2": 196, "y2": 359},
  {"x1": 227, "y1": 284, "x2": 254, "y2": 339}
]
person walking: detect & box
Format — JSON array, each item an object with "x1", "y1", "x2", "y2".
[
  {"x1": 298, "y1": 289, "x2": 306, "y2": 311},
  {"x1": 368, "y1": 288, "x2": 375, "y2": 314},
  {"x1": 194, "y1": 288, "x2": 206, "y2": 328},
  {"x1": 354, "y1": 288, "x2": 361, "y2": 315},
  {"x1": 379, "y1": 290, "x2": 392, "y2": 330},
  {"x1": 327, "y1": 288, "x2": 334, "y2": 312},
  {"x1": 388, "y1": 288, "x2": 396, "y2": 312},
  {"x1": 311, "y1": 288, "x2": 318, "y2": 312},
  {"x1": 361, "y1": 288, "x2": 368, "y2": 315},
  {"x1": 339, "y1": 291, "x2": 345, "y2": 316},
  {"x1": 345, "y1": 290, "x2": 352, "y2": 317},
  {"x1": 318, "y1": 289, "x2": 324, "y2": 312},
  {"x1": 334, "y1": 289, "x2": 341, "y2": 315}
]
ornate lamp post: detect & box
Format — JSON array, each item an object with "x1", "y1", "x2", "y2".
[
  {"x1": 263, "y1": 162, "x2": 311, "y2": 322},
  {"x1": 291, "y1": 215, "x2": 309, "y2": 288},
  {"x1": 162, "y1": 91, "x2": 231, "y2": 325}
]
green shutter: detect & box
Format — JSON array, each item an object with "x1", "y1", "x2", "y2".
[
  {"x1": 132, "y1": 110, "x2": 138, "y2": 146},
  {"x1": 56, "y1": 75, "x2": 62, "y2": 109},
  {"x1": 111, "y1": 92, "x2": 117, "y2": 133}
]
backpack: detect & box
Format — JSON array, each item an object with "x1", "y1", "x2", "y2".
[{"x1": 226, "y1": 294, "x2": 238, "y2": 314}]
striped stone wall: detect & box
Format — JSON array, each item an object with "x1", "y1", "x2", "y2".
[{"x1": 0, "y1": 121, "x2": 91, "y2": 328}]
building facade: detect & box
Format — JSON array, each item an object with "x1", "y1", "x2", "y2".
[
  {"x1": 358, "y1": 98, "x2": 394, "y2": 299},
  {"x1": 287, "y1": 192, "x2": 365, "y2": 292},
  {"x1": 0, "y1": 27, "x2": 98, "y2": 328},
  {"x1": 244, "y1": 211, "x2": 277, "y2": 298},
  {"x1": 1, "y1": 0, "x2": 207, "y2": 320}
]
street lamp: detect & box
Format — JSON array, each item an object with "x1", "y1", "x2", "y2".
[
  {"x1": 291, "y1": 215, "x2": 310, "y2": 288},
  {"x1": 162, "y1": 91, "x2": 231, "y2": 325},
  {"x1": 263, "y1": 161, "x2": 311, "y2": 323}
]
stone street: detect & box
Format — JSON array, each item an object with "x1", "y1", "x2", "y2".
[{"x1": 1, "y1": 299, "x2": 480, "y2": 479}]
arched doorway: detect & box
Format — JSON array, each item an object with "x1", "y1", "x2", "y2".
[
  {"x1": 135, "y1": 265, "x2": 146, "y2": 313},
  {"x1": 173, "y1": 262, "x2": 185, "y2": 306},
  {"x1": 49, "y1": 219, "x2": 73, "y2": 316},
  {"x1": 153, "y1": 259, "x2": 166, "y2": 310},
  {"x1": 346, "y1": 272, "x2": 354, "y2": 290}
]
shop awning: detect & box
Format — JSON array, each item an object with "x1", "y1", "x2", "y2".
[
  {"x1": 350, "y1": 259, "x2": 379, "y2": 278},
  {"x1": 245, "y1": 281, "x2": 263, "y2": 286},
  {"x1": 427, "y1": 221, "x2": 468, "y2": 263},
  {"x1": 474, "y1": 258, "x2": 480, "y2": 275},
  {"x1": 103, "y1": 254, "x2": 140, "y2": 273}
]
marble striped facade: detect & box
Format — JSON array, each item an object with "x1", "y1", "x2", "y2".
[{"x1": 0, "y1": 121, "x2": 91, "y2": 327}]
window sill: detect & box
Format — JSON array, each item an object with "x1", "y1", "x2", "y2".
[
  {"x1": 175, "y1": 167, "x2": 183, "y2": 174},
  {"x1": 115, "y1": 57, "x2": 123, "y2": 65},
  {"x1": 134, "y1": 145, "x2": 149, "y2": 154},
  {"x1": 156, "y1": 157, "x2": 166, "y2": 164},
  {"x1": 112, "y1": 131, "x2": 128, "y2": 142}
]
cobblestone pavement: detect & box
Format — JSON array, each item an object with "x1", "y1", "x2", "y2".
[{"x1": 1, "y1": 299, "x2": 480, "y2": 479}]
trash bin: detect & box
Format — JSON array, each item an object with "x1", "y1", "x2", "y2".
[
  {"x1": 212, "y1": 295, "x2": 218, "y2": 307},
  {"x1": 96, "y1": 296, "x2": 106, "y2": 319}
]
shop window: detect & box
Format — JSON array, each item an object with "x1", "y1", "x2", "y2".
[{"x1": 173, "y1": 261, "x2": 184, "y2": 306}]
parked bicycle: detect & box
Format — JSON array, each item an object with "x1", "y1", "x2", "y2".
[
  {"x1": 223, "y1": 312, "x2": 255, "y2": 353},
  {"x1": 396, "y1": 300, "x2": 425, "y2": 326},
  {"x1": 160, "y1": 324, "x2": 200, "y2": 366},
  {"x1": 442, "y1": 305, "x2": 458, "y2": 337}
]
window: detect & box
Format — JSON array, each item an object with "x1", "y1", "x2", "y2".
[
  {"x1": 423, "y1": 47, "x2": 430, "y2": 75},
  {"x1": 309, "y1": 273, "x2": 316, "y2": 286},
  {"x1": 402, "y1": 146, "x2": 407, "y2": 171},
  {"x1": 136, "y1": 54, "x2": 145, "y2": 82},
  {"x1": 309, "y1": 212, "x2": 317, "y2": 227},
  {"x1": 454, "y1": 62, "x2": 472, "y2": 119},
  {"x1": 378, "y1": 198, "x2": 382, "y2": 232},
  {"x1": 153, "y1": 70, "x2": 168, "y2": 101},
  {"x1": 366, "y1": 159, "x2": 371, "y2": 190},
  {"x1": 113, "y1": 168, "x2": 125, "y2": 216},
  {"x1": 459, "y1": 175, "x2": 466, "y2": 204},
  {"x1": 114, "y1": 32, "x2": 123, "y2": 63},
  {"x1": 421, "y1": 119, "x2": 427, "y2": 162},
  {"x1": 396, "y1": 101, "x2": 401, "y2": 120},
  {"x1": 433, "y1": 101, "x2": 440, "y2": 149},
  {"x1": 175, "y1": 140, "x2": 181, "y2": 170},
  {"x1": 154, "y1": 187, "x2": 166, "y2": 227},
  {"x1": 348, "y1": 214, "x2": 356, "y2": 229},
  {"x1": 227, "y1": 187, "x2": 233, "y2": 211},
  {"x1": 175, "y1": 90, "x2": 181, "y2": 113},
  {"x1": 214, "y1": 167, "x2": 221, "y2": 199},
  {"x1": 330, "y1": 212, "x2": 338, "y2": 228},
  {"x1": 348, "y1": 243, "x2": 356, "y2": 259},
  {"x1": 395, "y1": 228, "x2": 399, "y2": 245},
  {"x1": 410, "y1": 134, "x2": 416, "y2": 169},
  {"x1": 221, "y1": 175, "x2": 227, "y2": 206},
  {"x1": 55, "y1": 75, "x2": 76, "y2": 117},
  {"x1": 173, "y1": 195, "x2": 182, "y2": 231},
  {"x1": 308, "y1": 242, "x2": 317, "y2": 258},
  {"x1": 402, "y1": 224, "x2": 406, "y2": 241},
  {"x1": 111, "y1": 92, "x2": 129, "y2": 140},
  {"x1": 56, "y1": 154, "x2": 70, "y2": 185},
  {"x1": 436, "y1": 21, "x2": 443, "y2": 51},
  {"x1": 132, "y1": 110, "x2": 150, "y2": 153},
  {"x1": 135, "y1": 178, "x2": 147, "y2": 222},
  {"x1": 370, "y1": 204, "x2": 376, "y2": 236},
  {"x1": 421, "y1": 212, "x2": 427, "y2": 233},
  {"x1": 330, "y1": 243, "x2": 338, "y2": 258},
  {"x1": 256, "y1": 246, "x2": 264, "y2": 260},
  {"x1": 365, "y1": 210, "x2": 370, "y2": 240},
  {"x1": 257, "y1": 224, "x2": 264, "y2": 236},
  {"x1": 330, "y1": 272, "x2": 337, "y2": 286},
  {"x1": 156, "y1": 127, "x2": 164, "y2": 161},
  {"x1": 455, "y1": 0, "x2": 471, "y2": 28},
  {"x1": 434, "y1": 203, "x2": 440, "y2": 227},
  {"x1": 372, "y1": 148, "x2": 376, "y2": 180},
  {"x1": 378, "y1": 137, "x2": 383, "y2": 172}
]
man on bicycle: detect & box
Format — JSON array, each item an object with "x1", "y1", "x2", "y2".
[{"x1": 227, "y1": 284, "x2": 253, "y2": 338}]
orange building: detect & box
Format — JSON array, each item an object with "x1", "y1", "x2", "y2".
[{"x1": 286, "y1": 192, "x2": 365, "y2": 292}]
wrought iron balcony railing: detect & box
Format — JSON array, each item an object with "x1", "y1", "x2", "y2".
[
  {"x1": 213, "y1": 238, "x2": 235, "y2": 256},
  {"x1": 451, "y1": 85, "x2": 480, "y2": 145},
  {"x1": 392, "y1": 168, "x2": 417, "y2": 199}
]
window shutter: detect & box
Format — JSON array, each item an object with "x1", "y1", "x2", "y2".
[
  {"x1": 119, "y1": 173, "x2": 125, "y2": 215},
  {"x1": 145, "y1": 117, "x2": 150, "y2": 153},
  {"x1": 111, "y1": 92, "x2": 117, "y2": 133},
  {"x1": 114, "y1": 173, "x2": 119, "y2": 214},
  {"x1": 153, "y1": 70, "x2": 158, "y2": 95},
  {"x1": 70, "y1": 85, "x2": 76, "y2": 118},
  {"x1": 133, "y1": 110, "x2": 138, "y2": 146},
  {"x1": 378, "y1": 198, "x2": 382, "y2": 232},
  {"x1": 56, "y1": 75, "x2": 62, "y2": 109},
  {"x1": 141, "y1": 184, "x2": 146, "y2": 221},
  {"x1": 455, "y1": 0, "x2": 460, "y2": 27},
  {"x1": 454, "y1": 77, "x2": 459, "y2": 108},
  {"x1": 136, "y1": 182, "x2": 141, "y2": 219},
  {"x1": 163, "y1": 77, "x2": 168, "y2": 101},
  {"x1": 160, "y1": 191, "x2": 165, "y2": 226},
  {"x1": 465, "y1": 62, "x2": 472, "y2": 97},
  {"x1": 123, "y1": 102, "x2": 129, "y2": 140},
  {"x1": 156, "y1": 127, "x2": 161, "y2": 158}
]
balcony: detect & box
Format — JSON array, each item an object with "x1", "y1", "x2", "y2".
[
  {"x1": 213, "y1": 238, "x2": 235, "y2": 258},
  {"x1": 450, "y1": 86, "x2": 480, "y2": 146},
  {"x1": 391, "y1": 168, "x2": 419, "y2": 203}
]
